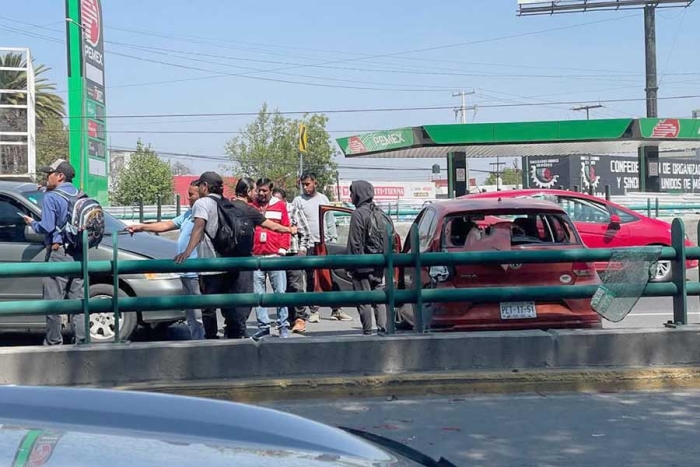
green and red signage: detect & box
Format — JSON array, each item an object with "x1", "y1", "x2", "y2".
[
  {"x1": 66, "y1": 0, "x2": 108, "y2": 204},
  {"x1": 638, "y1": 118, "x2": 700, "y2": 139},
  {"x1": 337, "y1": 128, "x2": 415, "y2": 156}
]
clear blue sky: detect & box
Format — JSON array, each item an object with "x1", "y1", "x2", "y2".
[{"x1": 2, "y1": 1, "x2": 699, "y2": 183}]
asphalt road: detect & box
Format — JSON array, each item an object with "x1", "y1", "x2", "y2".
[{"x1": 266, "y1": 390, "x2": 700, "y2": 467}]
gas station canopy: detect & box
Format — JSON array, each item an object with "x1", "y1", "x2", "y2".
[{"x1": 336, "y1": 118, "x2": 700, "y2": 159}]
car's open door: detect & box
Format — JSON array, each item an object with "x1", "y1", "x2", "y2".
[{"x1": 315, "y1": 206, "x2": 354, "y2": 292}]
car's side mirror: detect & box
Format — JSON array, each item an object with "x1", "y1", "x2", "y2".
[
  {"x1": 24, "y1": 225, "x2": 44, "y2": 243},
  {"x1": 609, "y1": 214, "x2": 621, "y2": 229}
]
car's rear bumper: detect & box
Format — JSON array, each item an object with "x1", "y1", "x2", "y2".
[
  {"x1": 399, "y1": 300, "x2": 602, "y2": 331},
  {"x1": 123, "y1": 276, "x2": 185, "y2": 323}
]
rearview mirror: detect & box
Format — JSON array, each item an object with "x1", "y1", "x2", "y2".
[
  {"x1": 24, "y1": 225, "x2": 43, "y2": 243},
  {"x1": 429, "y1": 266, "x2": 450, "y2": 283},
  {"x1": 610, "y1": 214, "x2": 621, "y2": 226}
]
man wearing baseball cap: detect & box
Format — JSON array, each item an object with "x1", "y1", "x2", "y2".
[{"x1": 21, "y1": 159, "x2": 86, "y2": 345}]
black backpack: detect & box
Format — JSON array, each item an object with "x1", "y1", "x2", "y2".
[
  {"x1": 365, "y1": 204, "x2": 395, "y2": 254},
  {"x1": 54, "y1": 189, "x2": 105, "y2": 250},
  {"x1": 207, "y1": 196, "x2": 256, "y2": 257}
]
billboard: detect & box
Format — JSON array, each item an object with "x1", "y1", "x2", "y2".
[
  {"x1": 525, "y1": 154, "x2": 700, "y2": 195},
  {"x1": 66, "y1": 0, "x2": 109, "y2": 204},
  {"x1": 336, "y1": 181, "x2": 435, "y2": 203}
]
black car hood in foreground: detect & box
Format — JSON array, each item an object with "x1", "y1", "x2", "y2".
[{"x1": 0, "y1": 386, "x2": 430, "y2": 466}]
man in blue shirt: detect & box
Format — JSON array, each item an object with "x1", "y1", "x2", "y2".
[
  {"x1": 21, "y1": 159, "x2": 86, "y2": 345},
  {"x1": 127, "y1": 181, "x2": 205, "y2": 340}
]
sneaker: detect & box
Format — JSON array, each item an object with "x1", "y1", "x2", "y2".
[
  {"x1": 291, "y1": 319, "x2": 306, "y2": 334},
  {"x1": 279, "y1": 326, "x2": 291, "y2": 339},
  {"x1": 308, "y1": 312, "x2": 321, "y2": 323},
  {"x1": 331, "y1": 310, "x2": 353, "y2": 321},
  {"x1": 250, "y1": 328, "x2": 270, "y2": 342}
]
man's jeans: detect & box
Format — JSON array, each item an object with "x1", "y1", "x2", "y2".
[
  {"x1": 180, "y1": 276, "x2": 205, "y2": 340},
  {"x1": 352, "y1": 271, "x2": 387, "y2": 335},
  {"x1": 254, "y1": 269, "x2": 289, "y2": 330},
  {"x1": 43, "y1": 247, "x2": 86, "y2": 345}
]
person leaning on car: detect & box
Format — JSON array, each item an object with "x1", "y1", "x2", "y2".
[
  {"x1": 21, "y1": 159, "x2": 86, "y2": 346},
  {"x1": 127, "y1": 180, "x2": 205, "y2": 340}
]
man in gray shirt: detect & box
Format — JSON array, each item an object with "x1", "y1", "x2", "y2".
[{"x1": 293, "y1": 172, "x2": 352, "y2": 323}]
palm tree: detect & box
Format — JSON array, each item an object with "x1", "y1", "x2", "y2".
[
  {"x1": 0, "y1": 52, "x2": 65, "y2": 124},
  {"x1": 0, "y1": 53, "x2": 65, "y2": 174}
]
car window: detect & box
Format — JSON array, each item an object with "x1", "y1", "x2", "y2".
[
  {"x1": 559, "y1": 197, "x2": 611, "y2": 223},
  {"x1": 19, "y1": 189, "x2": 126, "y2": 234},
  {"x1": 417, "y1": 209, "x2": 436, "y2": 251},
  {"x1": 0, "y1": 196, "x2": 31, "y2": 242},
  {"x1": 442, "y1": 210, "x2": 578, "y2": 249},
  {"x1": 612, "y1": 206, "x2": 638, "y2": 223}
]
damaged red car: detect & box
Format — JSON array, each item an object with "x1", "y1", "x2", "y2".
[{"x1": 396, "y1": 198, "x2": 603, "y2": 332}]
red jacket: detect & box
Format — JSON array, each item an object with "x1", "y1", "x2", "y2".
[{"x1": 251, "y1": 197, "x2": 291, "y2": 256}]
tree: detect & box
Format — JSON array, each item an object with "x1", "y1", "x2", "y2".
[
  {"x1": 0, "y1": 53, "x2": 65, "y2": 124},
  {"x1": 224, "y1": 103, "x2": 338, "y2": 197},
  {"x1": 112, "y1": 140, "x2": 174, "y2": 206},
  {"x1": 36, "y1": 116, "x2": 69, "y2": 169},
  {"x1": 485, "y1": 167, "x2": 521, "y2": 186},
  {"x1": 171, "y1": 161, "x2": 192, "y2": 176}
]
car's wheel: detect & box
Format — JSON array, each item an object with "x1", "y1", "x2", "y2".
[
  {"x1": 83, "y1": 284, "x2": 138, "y2": 343},
  {"x1": 650, "y1": 260, "x2": 672, "y2": 282}
]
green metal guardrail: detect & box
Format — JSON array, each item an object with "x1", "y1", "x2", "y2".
[{"x1": 1, "y1": 219, "x2": 696, "y2": 344}]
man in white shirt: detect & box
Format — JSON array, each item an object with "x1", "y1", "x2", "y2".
[{"x1": 293, "y1": 172, "x2": 352, "y2": 323}]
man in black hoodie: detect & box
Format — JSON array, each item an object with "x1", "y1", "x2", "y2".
[{"x1": 347, "y1": 180, "x2": 388, "y2": 335}]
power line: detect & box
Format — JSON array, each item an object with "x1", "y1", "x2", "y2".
[{"x1": 58, "y1": 93, "x2": 700, "y2": 120}]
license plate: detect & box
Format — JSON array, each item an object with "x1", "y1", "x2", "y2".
[{"x1": 500, "y1": 301, "x2": 537, "y2": 320}]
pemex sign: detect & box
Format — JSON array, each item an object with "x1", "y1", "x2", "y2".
[
  {"x1": 66, "y1": 0, "x2": 109, "y2": 204},
  {"x1": 337, "y1": 128, "x2": 415, "y2": 156}
]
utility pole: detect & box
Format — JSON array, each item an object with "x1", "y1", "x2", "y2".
[
  {"x1": 644, "y1": 4, "x2": 658, "y2": 118},
  {"x1": 452, "y1": 90, "x2": 476, "y2": 124},
  {"x1": 571, "y1": 104, "x2": 604, "y2": 120},
  {"x1": 489, "y1": 157, "x2": 506, "y2": 191},
  {"x1": 517, "y1": 0, "x2": 693, "y2": 119}
]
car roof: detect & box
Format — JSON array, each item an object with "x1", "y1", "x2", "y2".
[
  {"x1": 0, "y1": 386, "x2": 394, "y2": 465},
  {"x1": 0, "y1": 180, "x2": 39, "y2": 193},
  {"x1": 429, "y1": 197, "x2": 566, "y2": 215},
  {"x1": 463, "y1": 188, "x2": 604, "y2": 202}
]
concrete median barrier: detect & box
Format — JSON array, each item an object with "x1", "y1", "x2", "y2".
[{"x1": 1, "y1": 326, "x2": 700, "y2": 398}]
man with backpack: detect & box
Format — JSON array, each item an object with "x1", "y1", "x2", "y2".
[
  {"x1": 174, "y1": 173, "x2": 296, "y2": 339},
  {"x1": 347, "y1": 180, "x2": 395, "y2": 335},
  {"x1": 22, "y1": 159, "x2": 89, "y2": 345}
]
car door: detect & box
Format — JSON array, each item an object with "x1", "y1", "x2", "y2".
[
  {"x1": 0, "y1": 194, "x2": 47, "y2": 327},
  {"x1": 315, "y1": 206, "x2": 354, "y2": 292},
  {"x1": 557, "y1": 196, "x2": 630, "y2": 248},
  {"x1": 401, "y1": 208, "x2": 438, "y2": 293}
]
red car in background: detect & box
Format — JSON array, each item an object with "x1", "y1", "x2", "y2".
[
  {"x1": 394, "y1": 198, "x2": 602, "y2": 332},
  {"x1": 464, "y1": 189, "x2": 697, "y2": 282}
]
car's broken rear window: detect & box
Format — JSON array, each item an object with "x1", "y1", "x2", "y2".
[{"x1": 442, "y1": 210, "x2": 579, "y2": 249}]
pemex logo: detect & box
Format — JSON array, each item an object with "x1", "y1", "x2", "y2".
[
  {"x1": 81, "y1": 0, "x2": 101, "y2": 48},
  {"x1": 347, "y1": 136, "x2": 367, "y2": 155},
  {"x1": 651, "y1": 119, "x2": 680, "y2": 138}
]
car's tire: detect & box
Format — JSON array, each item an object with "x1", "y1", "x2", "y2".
[
  {"x1": 82, "y1": 284, "x2": 138, "y2": 343},
  {"x1": 650, "y1": 260, "x2": 672, "y2": 282}
]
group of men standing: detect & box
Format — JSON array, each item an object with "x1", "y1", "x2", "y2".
[
  {"x1": 29, "y1": 158, "x2": 391, "y2": 345},
  {"x1": 130, "y1": 170, "x2": 358, "y2": 341}
]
